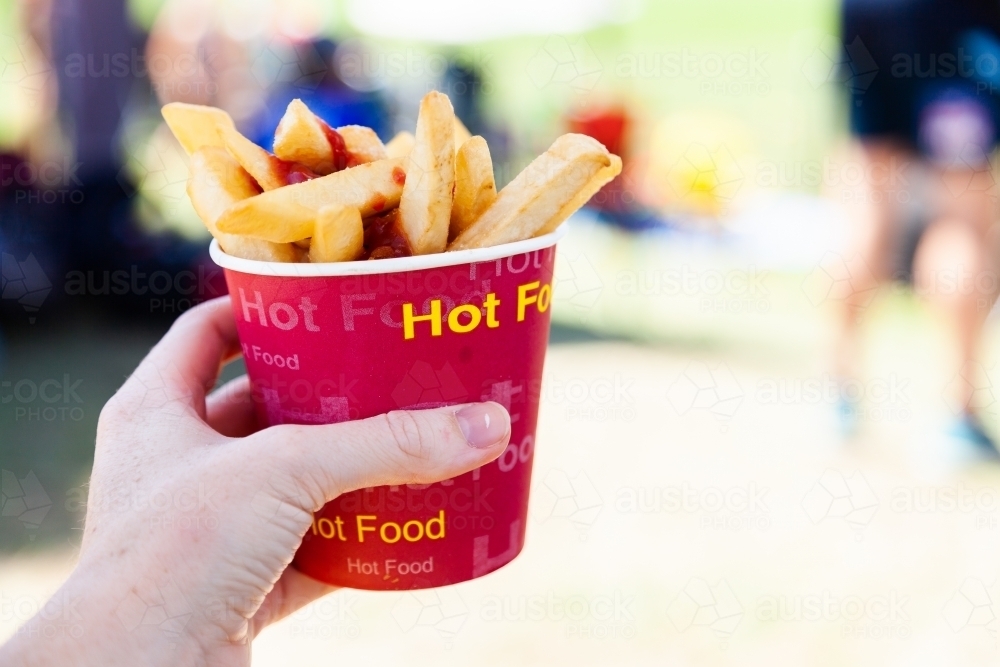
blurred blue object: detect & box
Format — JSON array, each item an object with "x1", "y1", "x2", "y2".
[{"x1": 245, "y1": 40, "x2": 390, "y2": 147}]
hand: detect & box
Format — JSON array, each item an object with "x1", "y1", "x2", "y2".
[{"x1": 0, "y1": 297, "x2": 510, "y2": 667}]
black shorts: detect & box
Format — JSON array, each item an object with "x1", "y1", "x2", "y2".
[{"x1": 843, "y1": 0, "x2": 1000, "y2": 165}]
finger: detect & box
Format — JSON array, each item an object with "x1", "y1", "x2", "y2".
[
  {"x1": 251, "y1": 568, "x2": 338, "y2": 637},
  {"x1": 206, "y1": 375, "x2": 259, "y2": 437},
  {"x1": 118, "y1": 297, "x2": 240, "y2": 414},
  {"x1": 243, "y1": 402, "x2": 510, "y2": 510}
]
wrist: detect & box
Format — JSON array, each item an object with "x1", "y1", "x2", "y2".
[{"x1": 1, "y1": 560, "x2": 206, "y2": 667}]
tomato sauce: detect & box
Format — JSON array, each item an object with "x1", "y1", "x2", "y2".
[
  {"x1": 363, "y1": 209, "x2": 412, "y2": 260},
  {"x1": 272, "y1": 156, "x2": 319, "y2": 186},
  {"x1": 316, "y1": 119, "x2": 350, "y2": 172}
]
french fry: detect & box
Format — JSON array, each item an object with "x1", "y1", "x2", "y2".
[
  {"x1": 273, "y1": 99, "x2": 334, "y2": 174},
  {"x1": 448, "y1": 134, "x2": 615, "y2": 251},
  {"x1": 397, "y1": 91, "x2": 456, "y2": 255},
  {"x1": 273, "y1": 100, "x2": 388, "y2": 174},
  {"x1": 216, "y1": 156, "x2": 407, "y2": 242},
  {"x1": 385, "y1": 131, "x2": 415, "y2": 159},
  {"x1": 450, "y1": 136, "x2": 496, "y2": 239},
  {"x1": 187, "y1": 147, "x2": 300, "y2": 262},
  {"x1": 454, "y1": 116, "x2": 472, "y2": 148},
  {"x1": 309, "y1": 205, "x2": 364, "y2": 262},
  {"x1": 218, "y1": 124, "x2": 291, "y2": 191},
  {"x1": 338, "y1": 125, "x2": 387, "y2": 164},
  {"x1": 534, "y1": 154, "x2": 622, "y2": 237},
  {"x1": 161, "y1": 102, "x2": 235, "y2": 155}
]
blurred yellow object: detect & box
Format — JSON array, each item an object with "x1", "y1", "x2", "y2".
[{"x1": 643, "y1": 112, "x2": 753, "y2": 223}]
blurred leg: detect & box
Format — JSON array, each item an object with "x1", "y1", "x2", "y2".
[
  {"x1": 914, "y1": 167, "x2": 999, "y2": 414},
  {"x1": 834, "y1": 141, "x2": 908, "y2": 381}
]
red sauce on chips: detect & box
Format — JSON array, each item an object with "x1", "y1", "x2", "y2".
[
  {"x1": 363, "y1": 209, "x2": 412, "y2": 260},
  {"x1": 317, "y1": 119, "x2": 350, "y2": 172},
  {"x1": 271, "y1": 156, "x2": 319, "y2": 185}
]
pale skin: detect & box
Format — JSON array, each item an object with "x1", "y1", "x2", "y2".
[
  {"x1": 836, "y1": 140, "x2": 1000, "y2": 413},
  {"x1": 0, "y1": 297, "x2": 511, "y2": 666}
]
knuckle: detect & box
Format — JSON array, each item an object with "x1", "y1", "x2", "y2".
[
  {"x1": 382, "y1": 410, "x2": 431, "y2": 464},
  {"x1": 96, "y1": 394, "x2": 130, "y2": 435}
]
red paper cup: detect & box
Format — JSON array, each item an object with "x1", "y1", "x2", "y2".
[{"x1": 210, "y1": 227, "x2": 565, "y2": 590}]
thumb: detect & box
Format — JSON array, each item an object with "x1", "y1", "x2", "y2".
[{"x1": 242, "y1": 402, "x2": 511, "y2": 510}]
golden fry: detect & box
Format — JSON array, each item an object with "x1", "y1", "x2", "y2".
[
  {"x1": 218, "y1": 124, "x2": 288, "y2": 191},
  {"x1": 450, "y1": 136, "x2": 496, "y2": 239},
  {"x1": 534, "y1": 154, "x2": 622, "y2": 237},
  {"x1": 187, "y1": 148, "x2": 299, "y2": 262},
  {"x1": 337, "y1": 125, "x2": 387, "y2": 164},
  {"x1": 161, "y1": 103, "x2": 235, "y2": 155},
  {"x1": 397, "y1": 91, "x2": 455, "y2": 255},
  {"x1": 385, "y1": 131, "x2": 415, "y2": 159},
  {"x1": 216, "y1": 157, "x2": 407, "y2": 243},
  {"x1": 309, "y1": 205, "x2": 364, "y2": 262},
  {"x1": 454, "y1": 116, "x2": 472, "y2": 148},
  {"x1": 448, "y1": 134, "x2": 616, "y2": 251},
  {"x1": 273, "y1": 98, "x2": 334, "y2": 174}
]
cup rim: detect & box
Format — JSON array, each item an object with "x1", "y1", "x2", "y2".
[{"x1": 210, "y1": 225, "x2": 568, "y2": 277}]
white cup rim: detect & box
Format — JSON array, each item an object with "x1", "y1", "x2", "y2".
[{"x1": 209, "y1": 225, "x2": 568, "y2": 277}]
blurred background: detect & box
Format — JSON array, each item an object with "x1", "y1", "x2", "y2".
[{"x1": 4, "y1": 0, "x2": 1000, "y2": 664}]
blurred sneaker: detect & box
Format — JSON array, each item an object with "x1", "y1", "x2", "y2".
[
  {"x1": 946, "y1": 413, "x2": 1000, "y2": 460},
  {"x1": 836, "y1": 394, "x2": 861, "y2": 439},
  {"x1": 909, "y1": 414, "x2": 999, "y2": 477}
]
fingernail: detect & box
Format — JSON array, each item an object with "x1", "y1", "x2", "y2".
[{"x1": 456, "y1": 403, "x2": 510, "y2": 449}]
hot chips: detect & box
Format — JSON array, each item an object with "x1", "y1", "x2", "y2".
[
  {"x1": 535, "y1": 154, "x2": 622, "y2": 237},
  {"x1": 338, "y1": 125, "x2": 387, "y2": 164},
  {"x1": 397, "y1": 91, "x2": 455, "y2": 255},
  {"x1": 448, "y1": 134, "x2": 619, "y2": 251},
  {"x1": 215, "y1": 157, "x2": 407, "y2": 242},
  {"x1": 385, "y1": 131, "x2": 415, "y2": 159},
  {"x1": 453, "y1": 116, "x2": 472, "y2": 149},
  {"x1": 218, "y1": 124, "x2": 290, "y2": 191},
  {"x1": 162, "y1": 103, "x2": 235, "y2": 155},
  {"x1": 273, "y1": 99, "x2": 388, "y2": 174},
  {"x1": 273, "y1": 99, "x2": 338, "y2": 174},
  {"x1": 309, "y1": 205, "x2": 364, "y2": 262},
  {"x1": 450, "y1": 136, "x2": 496, "y2": 239},
  {"x1": 169, "y1": 92, "x2": 621, "y2": 263},
  {"x1": 186, "y1": 147, "x2": 300, "y2": 262}
]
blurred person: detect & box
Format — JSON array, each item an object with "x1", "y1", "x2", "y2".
[
  {"x1": 0, "y1": 297, "x2": 511, "y2": 665},
  {"x1": 837, "y1": 0, "x2": 1000, "y2": 455},
  {"x1": 146, "y1": 2, "x2": 389, "y2": 146}
]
